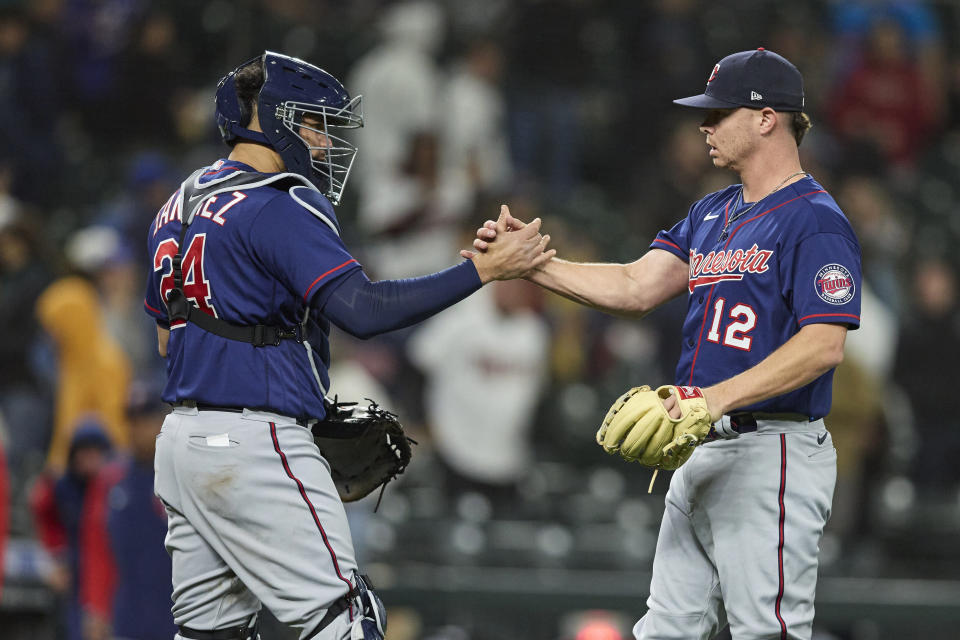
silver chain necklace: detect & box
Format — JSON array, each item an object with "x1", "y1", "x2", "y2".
[{"x1": 719, "y1": 170, "x2": 808, "y2": 241}]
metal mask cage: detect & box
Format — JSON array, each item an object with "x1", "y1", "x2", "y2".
[{"x1": 277, "y1": 95, "x2": 363, "y2": 205}]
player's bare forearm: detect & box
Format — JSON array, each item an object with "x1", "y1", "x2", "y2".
[
  {"x1": 157, "y1": 326, "x2": 169, "y2": 358},
  {"x1": 466, "y1": 209, "x2": 688, "y2": 315},
  {"x1": 526, "y1": 249, "x2": 688, "y2": 317},
  {"x1": 703, "y1": 323, "x2": 847, "y2": 417}
]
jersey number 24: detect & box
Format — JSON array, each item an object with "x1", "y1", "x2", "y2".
[{"x1": 153, "y1": 235, "x2": 217, "y2": 318}]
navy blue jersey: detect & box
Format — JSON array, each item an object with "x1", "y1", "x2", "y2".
[
  {"x1": 144, "y1": 159, "x2": 362, "y2": 419},
  {"x1": 652, "y1": 175, "x2": 861, "y2": 419}
]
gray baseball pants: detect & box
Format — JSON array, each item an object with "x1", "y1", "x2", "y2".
[
  {"x1": 634, "y1": 419, "x2": 836, "y2": 640},
  {"x1": 155, "y1": 406, "x2": 358, "y2": 640}
]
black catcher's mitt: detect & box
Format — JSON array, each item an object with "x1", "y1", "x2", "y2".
[{"x1": 312, "y1": 398, "x2": 414, "y2": 506}]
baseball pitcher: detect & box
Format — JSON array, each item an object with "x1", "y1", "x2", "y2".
[{"x1": 471, "y1": 49, "x2": 861, "y2": 640}]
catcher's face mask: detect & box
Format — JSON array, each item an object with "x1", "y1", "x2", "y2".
[{"x1": 215, "y1": 51, "x2": 363, "y2": 205}]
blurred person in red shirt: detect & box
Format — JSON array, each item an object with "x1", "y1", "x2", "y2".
[
  {"x1": 80, "y1": 385, "x2": 174, "y2": 640},
  {"x1": 30, "y1": 418, "x2": 112, "y2": 640},
  {"x1": 828, "y1": 18, "x2": 942, "y2": 170}
]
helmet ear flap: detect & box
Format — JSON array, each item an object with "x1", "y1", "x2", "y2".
[
  {"x1": 215, "y1": 55, "x2": 263, "y2": 144},
  {"x1": 215, "y1": 72, "x2": 244, "y2": 143}
]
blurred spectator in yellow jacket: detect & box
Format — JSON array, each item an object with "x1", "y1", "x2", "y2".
[{"x1": 35, "y1": 276, "x2": 130, "y2": 470}]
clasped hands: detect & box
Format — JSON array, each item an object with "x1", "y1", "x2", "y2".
[{"x1": 460, "y1": 205, "x2": 553, "y2": 283}]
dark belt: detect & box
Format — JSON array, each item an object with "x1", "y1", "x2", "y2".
[
  {"x1": 173, "y1": 401, "x2": 313, "y2": 427},
  {"x1": 178, "y1": 621, "x2": 253, "y2": 640},
  {"x1": 729, "y1": 412, "x2": 758, "y2": 433}
]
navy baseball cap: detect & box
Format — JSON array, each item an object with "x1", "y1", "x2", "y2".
[{"x1": 674, "y1": 48, "x2": 804, "y2": 112}]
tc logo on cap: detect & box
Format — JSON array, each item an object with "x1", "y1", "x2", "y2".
[{"x1": 707, "y1": 63, "x2": 720, "y2": 84}]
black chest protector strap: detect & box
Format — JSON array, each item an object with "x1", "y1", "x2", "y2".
[{"x1": 166, "y1": 168, "x2": 312, "y2": 347}]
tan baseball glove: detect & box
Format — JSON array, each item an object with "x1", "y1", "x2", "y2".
[{"x1": 596, "y1": 385, "x2": 714, "y2": 470}]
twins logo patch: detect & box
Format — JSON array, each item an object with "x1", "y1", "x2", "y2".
[{"x1": 815, "y1": 264, "x2": 855, "y2": 305}]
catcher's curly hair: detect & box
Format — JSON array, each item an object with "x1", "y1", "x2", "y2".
[{"x1": 234, "y1": 59, "x2": 265, "y2": 127}]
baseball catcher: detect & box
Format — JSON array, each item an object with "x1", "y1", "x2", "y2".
[{"x1": 147, "y1": 50, "x2": 554, "y2": 640}]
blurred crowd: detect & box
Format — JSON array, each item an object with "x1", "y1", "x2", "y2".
[{"x1": 1, "y1": 0, "x2": 959, "y2": 639}]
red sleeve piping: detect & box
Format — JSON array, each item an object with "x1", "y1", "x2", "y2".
[
  {"x1": 797, "y1": 312, "x2": 860, "y2": 324},
  {"x1": 144, "y1": 299, "x2": 163, "y2": 315},
  {"x1": 302, "y1": 259, "x2": 358, "y2": 302},
  {"x1": 653, "y1": 238, "x2": 684, "y2": 253}
]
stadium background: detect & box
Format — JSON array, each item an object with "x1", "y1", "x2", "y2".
[{"x1": 0, "y1": 0, "x2": 958, "y2": 638}]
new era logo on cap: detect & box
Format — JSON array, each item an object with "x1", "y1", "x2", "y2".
[{"x1": 750, "y1": 91, "x2": 763, "y2": 101}]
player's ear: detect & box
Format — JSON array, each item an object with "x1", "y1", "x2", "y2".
[{"x1": 757, "y1": 107, "x2": 778, "y2": 136}]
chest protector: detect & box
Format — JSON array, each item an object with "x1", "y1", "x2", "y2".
[{"x1": 166, "y1": 168, "x2": 315, "y2": 347}]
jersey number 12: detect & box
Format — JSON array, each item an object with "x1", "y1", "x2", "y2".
[{"x1": 706, "y1": 297, "x2": 756, "y2": 350}]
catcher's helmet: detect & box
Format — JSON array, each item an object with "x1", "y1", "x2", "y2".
[{"x1": 214, "y1": 51, "x2": 363, "y2": 205}]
